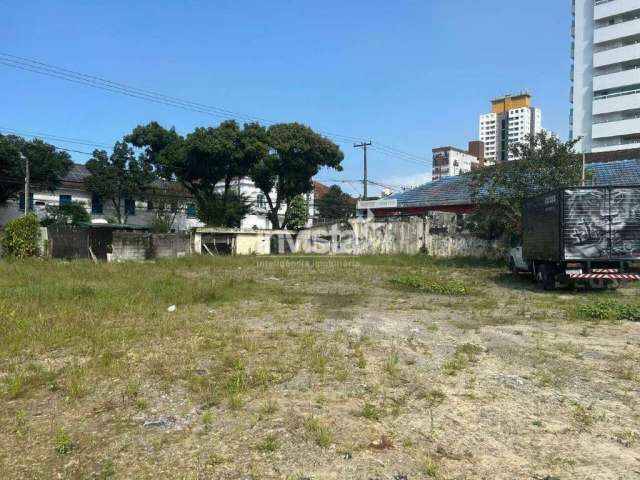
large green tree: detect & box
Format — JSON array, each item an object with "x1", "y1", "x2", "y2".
[
  {"x1": 250, "y1": 123, "x2": 344, "y2": 229},
  {"x1": 126, "y1": 121, "x2": 269, "y2": 227},
  {"x1": 85, "y1": 141, "x2": 156, "y2": 224},
  {"x1": 0, "y1": 134, "x2": 73, "y2": 206},
  {"x1": 469, "y1": 131, "x2": 581, "y2": 240},
  {"x1": 317, "y1": 185, "x2": 355, "y2": 221}
]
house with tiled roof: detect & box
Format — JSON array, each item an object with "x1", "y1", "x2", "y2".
[
  {"x1": 0, "y1": 165, "x2": 331, "y2": 230},
  {"x1": 358, "y1": 159, "x2": 640, "y2": 218},
  {"x1": 0, "y1": 163, "x2": 204, "y2": 231}
]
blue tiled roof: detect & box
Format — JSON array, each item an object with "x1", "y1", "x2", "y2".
[
  {"x1": 586, "y1": 159, "x2": 640, "y2": 187},
  {"x1": 391, "y1": 175, "x2": 475, "y2": 207},
  {"x1": 391, "y1": 159, "x2": 640, "y2": 208}
]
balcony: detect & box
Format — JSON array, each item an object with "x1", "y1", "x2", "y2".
[
  {"x1": 594, "y1": 18, "x2": 640, "y2": 44},
  {"x1": 592, "y1": 117, "x2": 640, "y2": 138},
  {"x1": 592, "y1": 140, "x2": 640, "y2": 152},
  {"x1": 594, "y1": 67, "x2": 640, "y2": 90},
  {"x1": 593, "y1": 90, "x2": 640, "y2": 114},
  {"x1": 594, "y1": 43, "x2": 640, "y2": 67},
  {"x1": 595, "y1": 0, "x2": 640, "y2": 20}
]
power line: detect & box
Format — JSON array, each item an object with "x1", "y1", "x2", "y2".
[
  {"x1": 0, "y1": 52, "x2": 430, "y2": 165},
  {"x1": 0, "y1": 126, "x2": 112, "y2": 149}
]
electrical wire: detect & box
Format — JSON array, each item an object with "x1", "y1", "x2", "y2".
[
  {"x1": 0, "y1": 126, "x2": 112, "y2": 149},
  {"x1": 0, "y1": 52, "x2": 430, "y2": 166}
]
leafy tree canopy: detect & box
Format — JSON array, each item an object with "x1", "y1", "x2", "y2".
[
  {"x1": 85, "y1": 141, "x2": 156, "y2": 224},
  {"x1": 469, "y1": 131, "x2": 581, "y2": 240},
  {"x1": 196, "y1": 191, "x2": 251, "y2": 228},
  {"x1": 41, "y1": 202, "x2": 91, "y2": 226},
  {"x1": 126, "y1": 121, "x2": 269, "y2": 227},
  {"x1": 0, "y1": 134, "x2": 73, "y2": 205},
  {"x1": 251, "y1": 123, "x2": 344, "y2": 229},
  {"x1": 125, "y1": 121, "x2": 343, "y2": 229},
  {"x1": 125, "y1": 122, "x2": 185, "y2": 181},
  {"x1": 317, "y1": 185, "x2": 355, "y2": 221},
  {"x1": 283, "y1": 194, "x2": 309, "y2": 230}
]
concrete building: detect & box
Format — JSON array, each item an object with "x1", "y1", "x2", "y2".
[
  {"x1": 431, "y1": 146, "x2": 479, "y2": 180},
  {"x1": 571, "y1": 0, "x2": 640, "y2": 153},
  {"x1": 0, "y1": 164, "x2": 204, "y2": 231},
  {"x1": 479, "y1": 93, "x2": 542, "y2": 162},
  {"x1": 467, "y1": 141, "x2": 485, "y2": 166}
]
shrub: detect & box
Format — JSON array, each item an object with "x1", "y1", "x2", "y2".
[
  {"x1": 576, "y1": 300, "x2": 640, "y2": 322},
  {"x1": 391, "y1": 273, "x2": 469, "y2": 295},
  {"x1": 41, "y1": 202, "x2": 90, "y2": 226},
  {"x1": 1, "y1": 214, "x2": 41, "y2": 258}
]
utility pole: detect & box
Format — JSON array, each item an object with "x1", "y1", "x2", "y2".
[
  {"x1": 354, "y1": 141, "x2": 372, "y2": 200},
  {"x1": 578, "y1": 135, "x2": 586, "y2": 186},
  {"x1": 23, "y1": 153, "x2": 30, "y2": 215}
]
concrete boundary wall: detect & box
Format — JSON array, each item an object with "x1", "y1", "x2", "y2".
[
  {"x1": 295, "y1": 218, "x2": 506, "y2": 259},
  {"x1": 194, "y1": 218, "x2": 507, "y2": 259}
]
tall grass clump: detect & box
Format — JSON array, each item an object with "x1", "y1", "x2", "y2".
[
  {"x1": 576, "y1": 299, "x2": 640, "y2": 322},
  {"x1": 391, "y1": 273, "x2": 469, "y2": 295}
]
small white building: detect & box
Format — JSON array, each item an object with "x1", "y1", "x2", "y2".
[{"x1": 431, "y1": 147, "x2": 479, "y2": 180}]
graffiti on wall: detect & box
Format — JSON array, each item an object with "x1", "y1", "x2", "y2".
[{"x1": 564, "y1": 188, "x2": 640, "y2": 259}]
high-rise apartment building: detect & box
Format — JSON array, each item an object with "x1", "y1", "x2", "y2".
[
  {"x1": 467, "y1": 141, "x2": 485, "y2": 166},
  {"x1": 432, "y1": 147, "x2": 478, "y2": 180},
  {"x1": 479, "y1": 93, "x2": 542, "y2": 162},
  {"x1": 571, "y1": 0, "x2": 640, "y2": 153}
]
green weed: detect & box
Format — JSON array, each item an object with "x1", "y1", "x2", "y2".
[
  {"x1": 54, "y1": 428, "x2": 74, "y2": 454},
  {"x1": 360, "y1": 402, "x2": 382, "y2": 421},
  {"x1": 256, "y1": 433, "x2": 280, "y2": 452},
  {"x1": 303, "y1": 417, "x2": 332, "y2": 448},
  {"x1": 392, "y1": 273, "x2": 469, "y2": 295}
]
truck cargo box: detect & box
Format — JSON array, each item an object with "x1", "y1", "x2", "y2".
[{"x1": 523, "y1": 186, "x2": 640, "y2": 262}]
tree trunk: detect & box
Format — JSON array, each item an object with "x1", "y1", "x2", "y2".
[
  {"x1": 223, "y1": 175, "x2": 232, "y2": 208},
  {"x1": 265, "y1": 194, "x2": 281, "y2": 229},
  {"x1": 112, "y1": 198, "x2": 122, "y2": 224}
]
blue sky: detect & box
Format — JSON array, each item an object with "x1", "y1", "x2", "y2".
[{"x1": 1, "y1": 0, "x2": 572, "y2": 196}]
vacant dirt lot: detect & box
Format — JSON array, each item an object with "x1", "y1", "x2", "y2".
[{"x1": 0, "y1": 256, "x2": 639, "y2": 479}]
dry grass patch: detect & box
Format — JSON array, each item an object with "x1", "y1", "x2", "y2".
[{"x1": 1, "y1": 255, "x2": 639, "y2": 479}]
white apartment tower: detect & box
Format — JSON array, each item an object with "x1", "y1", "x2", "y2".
[
  {"x1": 571, "y1": 0, "x2": 640, "y2": 153},
  {"x1": 479, "y1": 93, "x2": 542, "y2": 162},
  {"x1": 431, "y1": 147, "x2": 478, "y2": 180}
]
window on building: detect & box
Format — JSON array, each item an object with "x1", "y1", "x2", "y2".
[
  {"x1": 186, "y1": 203, "x2": 197, "y2": 218},
  {"x1": 91, "y1": 194, "x2": 103, "y2": 214},
  {"x1": 125, "y1": 198, "x2": 136, "y2": 217},
  {"x1": 59, "y1": 194, "x2": 72, "y2": 206},
  {"x1": 256, "y1": 194, "x2": 267, "y2": 208},
  {"x1": 18, "y1": 192, "x2": 34, "y2": 211}
]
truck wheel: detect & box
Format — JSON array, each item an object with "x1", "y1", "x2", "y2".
[
  {"x1": 542, "y1": 265, "x2": 556, "y2": 291},
  {"x1": 536, "y1": 264, "x2": 556, "y2": 291},
  {"x1": 535, "y1": 264, "x2": 545, "y2": 288}
]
